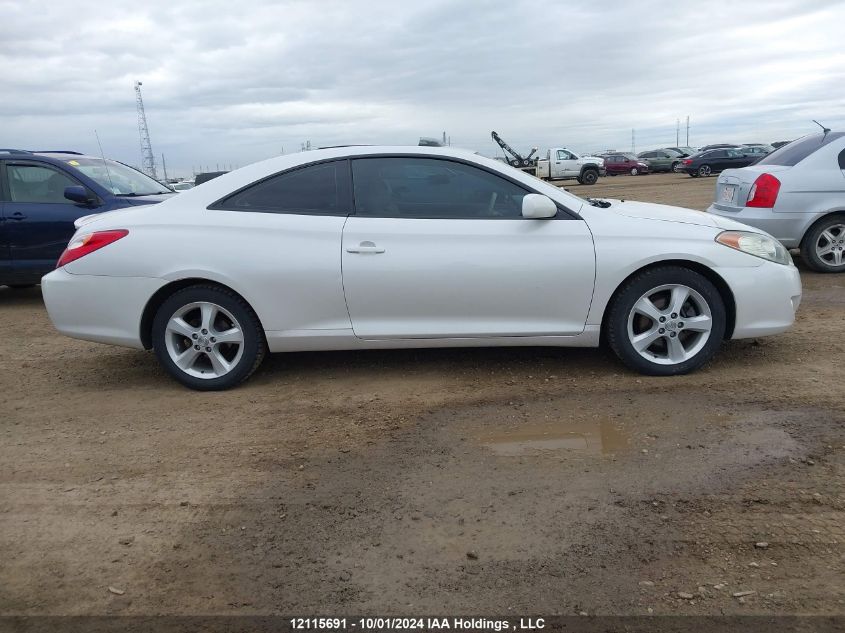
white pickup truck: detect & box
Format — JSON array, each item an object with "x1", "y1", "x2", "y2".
[{"x1": 532, "y1": 148, "x2": 606, "y2": 184}]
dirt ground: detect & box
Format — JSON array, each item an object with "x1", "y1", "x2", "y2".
[{"x1": 1, "y1": 172, "x2": 843, "y2": 619}]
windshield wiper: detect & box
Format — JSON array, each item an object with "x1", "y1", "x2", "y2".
[{"x1": 116, "y1": 191, "x2": 173, "y2": 197}]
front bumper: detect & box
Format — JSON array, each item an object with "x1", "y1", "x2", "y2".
[
  {"x1": 41, "y1": 268, "x2": 167, "y2": 349},
  {"x1": 717, "y1": 260, "x2": 801, "y2": 339}
]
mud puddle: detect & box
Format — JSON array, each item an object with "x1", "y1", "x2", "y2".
[{"x1": 480, "y1": 418, "x2": 630, "y2": 456}]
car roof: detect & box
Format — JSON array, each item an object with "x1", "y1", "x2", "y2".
[{"x1": 161, "y1": 145, "x2": 589, "y2": 212}]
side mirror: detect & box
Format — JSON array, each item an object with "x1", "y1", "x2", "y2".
[
  {"x1": 64, "y1": 185, "x2": 94, "y2": 205},
  {"x1": 521, "y1": 193, "x2": 558, "y2": 219}
]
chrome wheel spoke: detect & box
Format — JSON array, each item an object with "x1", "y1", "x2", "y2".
[
  {"x1": 199, "y1": 304, "x2": 215, "y2": 332},
  {"x1": 633, "y1": 297, "x2": 662, "y2": 322},
  {"x1": 632, "y1": 327, "x2": 662, "y2": 352},
  {"x1": 174, "y1": 347, "x2": 202, "y2": 371},
  {"x1": 834, "y1": 250, "x2": 844, "y2": 266},
  {"x1": 682, "y1": 314, "x2": 712, "y2": 332},
  {"x1": 214, "y1": 326, "x2": 243, "y2": 344},
  {"x1": 667, "y1": 336, "x2": 687, "y2": 362},
  {"x1": 669, "y1": 285, "x2": 689, "y2": 316},
  {"x1": 166, "y1": 317, "x2": 195, "y2": 339},
  {"x1": 817, "y1": 243, "x2": 833, "y2": 256}
]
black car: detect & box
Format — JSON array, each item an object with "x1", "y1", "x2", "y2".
[
  {"x1": 680, "y1": 148, "x2": 760, "y2": 177},
  {"x1": 699, "y1": 143, "x2": 741, "y2": 151}
]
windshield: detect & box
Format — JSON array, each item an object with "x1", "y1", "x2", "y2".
[
  {"x1": 755, "y1": 132, "x2": 845, "y2": 167},
  {"x1": 61, "y1": 157, "x2": 173, "y2": 195}
]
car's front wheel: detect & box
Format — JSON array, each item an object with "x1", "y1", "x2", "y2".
[
  {"x1": 578, "y1": 169, "x2": 599, "y2": 185},
  {"x1": 671, "y1": 161, "x2": 682, "y2": 173},
  {"x1": 606, "y1": 267, "x2": 726, "y2": 375},
  {"x1": 801, "y1": 216, "x2": 845, "y2": 273},
  {"x1": 152, "y1": 285, "x2": 266, "y2": 390},
  {"x1": 630, "y1": 167, "x2": 639, "y2": 176}
]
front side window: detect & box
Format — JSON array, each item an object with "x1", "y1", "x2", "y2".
[
  {"x1": 62, "y1": 158, "x2": 170, "y2": 196},
  {"x1": 5, "y1": 163, "x2": 79, "y2": 203},
  {"x1": 351, "y1": 157, "x2": 530, "y2": 219},
  {"x1": 216, "y1": 161, "x2": 349, "y2": 215},
  {"x1": 556, "y1": 150, "x2": 575, "y2": 160}
]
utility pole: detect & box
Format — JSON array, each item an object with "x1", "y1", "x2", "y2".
[
  {"x1": 686, "y1": 116, "x2": 690, "y2": 146},
  {"x1": 631, "y1": 129, "x2": 635, "y2": 153},
  {"x1": 134, "y1": 81, "x2": 157, "y2": 179},
  {"x1": 676, "y1": 119, "x2": 680, "y2": 146}
]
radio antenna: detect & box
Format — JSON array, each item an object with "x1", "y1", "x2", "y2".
[
  {"x1": 812, "y1": 120, "x2": 831, "y2": 134},
  {"x1": 94, "y1": 129, "x2": 115, "y2": 193}
]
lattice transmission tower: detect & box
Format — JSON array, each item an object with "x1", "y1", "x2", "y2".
[{"x1": 134, "y1": 81, "x2": 157, "y2": 179}]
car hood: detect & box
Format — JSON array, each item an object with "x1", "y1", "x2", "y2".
[
  {"x1": 580, "y1": 155, "x2": 605, "y2": 164},
  {"x1": 599, "y1": 199, "x2": 754, "y2": 232},
  {"x1": 115, "y1": 193, "x2": 175, "y2": 205}
]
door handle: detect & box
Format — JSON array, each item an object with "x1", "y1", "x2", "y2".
[
  {"x1": 8, "y1": 213, "x2": 27, "y2": 221},
  {"x1": 346, "y1": 241, "x2": 385, "y2": 254}
]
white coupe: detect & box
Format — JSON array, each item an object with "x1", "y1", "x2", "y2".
[{"x1": 41, "y1": 146, "x2": 801, "y2": 390}]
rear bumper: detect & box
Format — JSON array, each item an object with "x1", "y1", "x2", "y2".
[
  {"x1": 706, "y1": 205, "x2": 811, "y2": 248},
  {"x1": 41, "y1": 269, "x2": 167, "y2": 349},
  {"x1": 717, "y1": 261, "x2": 801, "y2": 339}
]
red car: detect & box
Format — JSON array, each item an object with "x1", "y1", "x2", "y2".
[{"x1": 604, "y1": 153, "x2": 650, "y2": 176}]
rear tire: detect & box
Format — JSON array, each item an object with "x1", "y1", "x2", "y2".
[
  {"x1": 698, "y1": 165, "x2": 712, "y2": 177},
  {"x1": 606, "y1": 266, "x2": 726, "y2": 376},
  {"x1": 801, "y1": 216, "x2": 845, "y2": 273},
  {"x1": 152, "y1": 285, "x2": 266, "y2": 390}
]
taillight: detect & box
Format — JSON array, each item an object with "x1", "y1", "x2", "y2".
[
  {"x1": 56, "y1": 230, "x2": 129, "y2": 268},
  {"x1": 746, "y1": 173, "x2": 780, "y2": 208},
  {"x1": 682, "y1": 159, "x2": 692, "y2": 165}
]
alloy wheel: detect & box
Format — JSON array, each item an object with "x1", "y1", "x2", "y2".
[
  {"x1": 815, "y1": 223, "x2": 845, "y2": 267},
  {"x1": 626, "y1": 284, "x2": 713, "y2": 365},
  {"x1": 698, "y1": 165, "x2": 711, "y2": 177},
  {"x1": 164, "y1": 301, "x2": 245, "y2": 379}
]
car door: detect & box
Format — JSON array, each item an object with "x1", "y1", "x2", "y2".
[
  {"x1": 3, "y1": 160, "x2": 90, "y2": 279},
  {"x1": 207, "y1": 159, "x2": 353, "y2": 333},
  {"x1": 341, "y1": 156, "x2": 596, "y2": 339},
  {"x1": 0, "y1": 163, "x2": 11, "y2": 280},
  {"x1": 555, "y1": 149, "x2": 580, "y2": 178}
]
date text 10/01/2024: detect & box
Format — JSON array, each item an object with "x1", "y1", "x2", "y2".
[{"x1": 290, "y1": 617, "x2": 546, "y2": 630}]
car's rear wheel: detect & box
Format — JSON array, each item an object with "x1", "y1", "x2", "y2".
[
  {"x1": 606, "y1": 267, "x2": 726, "y2": 376},
  {"x1": 698, "y1": 165, "x2": 712, "y2": 177},
  {"x1": 801, "y1": 217, "x2": 845, "y2": 273},
  {"x1": 152, "y1": 285, "x2": 266, "y2": 390},
  {"x1": 630, "y1": 167, "x2": 639, "y2": 176}
]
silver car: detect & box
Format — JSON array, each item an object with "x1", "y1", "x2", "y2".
[{"x1": 707, "y1": 131, "x2": 845, "y2": 272}]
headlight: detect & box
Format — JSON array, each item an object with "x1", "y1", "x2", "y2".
[{"x1": 716, "y1": 231, "x2": 792, "y2": 265}]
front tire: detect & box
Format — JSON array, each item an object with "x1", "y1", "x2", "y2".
[
  {"x1": 671, "y1": 161, "x2": 682, "y2": 173},
  {"x1": 578, "y1": 169, "x2": 599, "y2": 185},
  {"x1": 152, "y1": 285, "x2": 266, "y2": 390},
  {"x1": 606, "y1": 267, "x2": 726, "y2": 376},
  {"x1": 801, "y1": 217, "x2": 845, "y2": 273},
  {"x1": 630, "y1": 167, "x2": 639, "y2": 176}
]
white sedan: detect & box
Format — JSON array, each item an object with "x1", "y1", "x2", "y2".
[{"x1": 41, "y1": 146, "x2": 801, "y2": 390}]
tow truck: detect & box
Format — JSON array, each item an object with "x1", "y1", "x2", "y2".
[{"x1": 491, "y1": 131, "x2": 605, "y2": 185}]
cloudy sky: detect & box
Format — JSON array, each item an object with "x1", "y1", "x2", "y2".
[{"x1": 2, "y1": 0, "x2": 843, "y2": 176}]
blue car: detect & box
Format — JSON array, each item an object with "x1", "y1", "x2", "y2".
[{"x1": 0, "y1": 149, "x2": 174, "y2": 287}]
